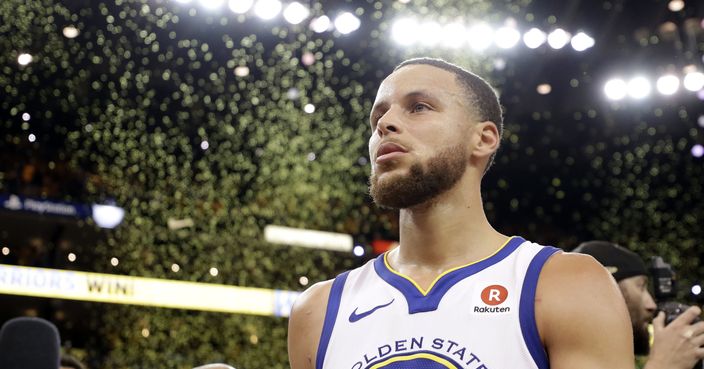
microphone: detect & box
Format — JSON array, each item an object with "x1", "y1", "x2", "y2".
[{"x1": 0, "y1": 317, "x2": 61, "y2": 369}]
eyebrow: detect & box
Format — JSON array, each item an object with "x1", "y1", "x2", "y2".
[{"x1": 369, "y1": 90, "x2": 440, "y2": 123}]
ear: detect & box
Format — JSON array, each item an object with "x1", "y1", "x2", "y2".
[{"x1": 471, "y1": 121, "x2": 500, "y2": 161}]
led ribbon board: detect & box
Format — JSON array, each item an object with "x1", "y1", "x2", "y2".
[{"x1": 0, "y1": 264, "x2": 300, "y2": 317}]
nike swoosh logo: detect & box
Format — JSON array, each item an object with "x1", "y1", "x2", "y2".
[{"x1": 348, "y1": 299, "x2": 395, "y2": 323}]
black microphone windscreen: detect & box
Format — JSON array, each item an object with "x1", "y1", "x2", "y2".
[{"x1": 0, "y1": 317, "x2": 61, "y2": 369}]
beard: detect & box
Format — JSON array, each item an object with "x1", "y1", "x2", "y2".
[
  {"x1": 633, "y1": 321, "x2": 651, "y2": 356},
  {"x1": 369, "y1": 144, "x2": 467, "y2": 209}
]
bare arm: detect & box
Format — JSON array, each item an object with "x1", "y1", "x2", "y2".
[
  {"x1": 288, "y1": 280, "x2": 333, "y2": 369},
  {"x1": 644, "y1": 306, "x2": 704, "y2": 369},
  {"x1": 537, "y1": 252, "x2": 634, "y2": 369}
]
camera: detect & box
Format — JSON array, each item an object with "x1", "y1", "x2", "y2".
[{"x1": 650, "y1": 256, "x2": 702, "y2": 369}]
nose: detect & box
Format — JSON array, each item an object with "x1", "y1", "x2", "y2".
[{"x1": 376, "y1": 107, "x2": 401, "y2": 136}]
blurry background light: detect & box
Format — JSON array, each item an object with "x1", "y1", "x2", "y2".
[
  {"x1": 683, "y1": 71, "x2": 704, "y2": 91},
  {"x1": 92, "y1": 204, "x2": 126, "y2": 229},
  {"x1": 537, "y1": 83, "x2": 552, "y2": 95},
  {"x1": 467, "y1": 24, "x2": 493, "y2": 51},
  {"x1": 228, "y1": 0, "x2": 253, "y2": 14},
  {"x1": 441, "y1": 23, "x2": 466, "y2": 48},
  {"x1": 209, "y1": 267, "x2": 218, "y2": 276},
  {"x1": 298, "y1": 276, "x2": 308, "y2": 285},
  {"x1": 418, "y1": 22, "x2": 442, "y2": 46},
  {"x1": 547, "y1": 28, "x2": 570, "y2": 49},
  {"x1": 656, "y1": 75, "x2": 680, "y2": 95},
  {"x1": 604, "y1": 78, "x2": 628, "y2": 100},
  {"x1": 68, "y1": 253, "x2": 76, "y2": 262},
  {"x1": 282, "y1": 2, "x2": 309, "y2": 25},
  {"x1": 698, "y1": 115, "x2": 704, "y2": 128},
  {"x1": 171, "y1": 263, "x2": 180, "y2": 272},
  {"x1": 692, "y1": 144, "x2": 704, "y2": 158},
  {"x1": 570, "y1": 31, "x2": 595, "y2": 51},
  {"x1": 199, "y1": 0, "x2": 225, "y2": 10},
  {"x1": 668, "y1": 0, "x2": 685, "y2": 12},
  {"x1": 253, "y1": 0, "x2": 282, "y2": 20},
  {"x1": 692, "y1": 284, "x2": 702, "y2": 295},
  {"x1": 1, "y1": 247, "x2": 9, "y2": 256},
  {"x1": 28, "y1": 133, "x2": 36, "y2": 142},
  {"x1": 353, "y1": 245, "x2": 365, "y2": 257},
  {"x1": 310, "y1": 15, "x2": 331, "y2": 33},
  {"x1": 110, "y1": 257, "x2": 119, "y2": 266},
  {"x1": 303, "y1": 103, "x2": 315, "y2": 113},
  {"x1": 333, "y1": 12, "x2": 360, "y2": 34},
  {"x1": 495, "y1": 26, "x2": 521, "y2": 49},
  {"x1": 17, "y1": 53, "x2": 33, "y2": 65},
  {"x1": 22, "y1": 113, "x2": 30, "y2": 121},
  {"x1": 627, "y1": 76, "x2": 651, "y2": 99},
  {"x1": 234, "y1": 66, "x2": 250, "y2": 77},
  {"x1": 391, "y1": 18, "x2": 418, "y2": 45},
  {"x1": 523, "y1": 28, "x2": 546, "y2": 49},
  {"x1": 62, "y1": 26, "x2": 79, "y2": 39}
]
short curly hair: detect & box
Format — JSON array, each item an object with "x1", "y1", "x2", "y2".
[{"x1": 393, "y1": 57, "x2": 503, "y2": 173}]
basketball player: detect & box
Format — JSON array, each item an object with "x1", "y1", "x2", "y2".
[{"x1": 288, "y1": 58, "x2": 633, "y2": 369}]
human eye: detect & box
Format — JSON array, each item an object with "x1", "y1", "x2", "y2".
[{"x1": 411, "y1": 102, "x2": 431, "y2": 113}]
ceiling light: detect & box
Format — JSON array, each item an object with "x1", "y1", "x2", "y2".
[
  {"x1": 547, "y1": 28, "x2": 570, "y2": 49},
  {"x1": 604, "y1": 78, "x2": 627, "y2": 100},
  {"x1": 683, "y1": 71, "x2": 704, "y2": 91},
  {"x1": 570, "y1": 32, "x2": 595, "y2": 51},
  {"x1": 253, "y1": 0, "x2": 282, "y2": 20},
  {"x1": 467, "y1": 24, "x2": 493, "y2": 51},
  {"x1": 391, "y1": 18, "x2": 418, "y2": 46},
  {"x1": 334, "y1": 12, "x2": 360, "y2": 35},
  {"x1": 228, "y1": 0, "x2": 253, "y2": 13},
  {"x1": 656, "y1": 75, "x2": 679, "y2": 95},
  {"x1": 283, "y1": 2, "x2": 309, "y2": 25},
  {"x1": 627, "y1": 76, "x2": 651, "y2": 99},
  {"x1": 310, "y1": 15, "x2": 331, "y2": 33},
  {"x1": 523, "y1": 28, "x2": 546, "y2": 49}
]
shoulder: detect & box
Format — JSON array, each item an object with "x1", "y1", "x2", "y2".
[
  {"x1": 535, "y1": 251, "x2": 634, "y2": 368},
  {"x1": 288, "y1": 279, "x2": 335, "y2": 369}
]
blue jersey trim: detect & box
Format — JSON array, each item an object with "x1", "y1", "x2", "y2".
[
  {"x1": 316, "y1": 271, "x2": 350, "y2": 369},
  {"x1": 373, "y1": 236, "x2": 526, "y2": 314},
  {"x1": 519, "y1": 246, "x2": 560, "y2": 369}
]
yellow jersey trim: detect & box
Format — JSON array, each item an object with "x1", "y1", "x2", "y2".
[
  {"x1": 382, "y1": 236, "x2": 516, "y2": 296},
  {"x1": 369, "y1": 352, "x2": 458, "y2": 369}
]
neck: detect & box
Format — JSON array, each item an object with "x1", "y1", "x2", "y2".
[{"x1": 394, "y1": 174, "x2": 508, "y2": 269}]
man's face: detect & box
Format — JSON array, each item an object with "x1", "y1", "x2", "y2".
[
  {"x1": 367, "y1": 65, "x2": 476, "y2": 209},
  {"x1": 618, "y1": 275, "x2": 657, "y2": 355}
]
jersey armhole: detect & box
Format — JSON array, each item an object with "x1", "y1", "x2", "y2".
[
  {"x1": 519, "y1": 246, "x2": 561, "y2": 369},
  {"x1": 315, "y1": 271, "x2": 350, "y2": 369}
]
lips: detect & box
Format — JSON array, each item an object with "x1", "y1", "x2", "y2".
[{"x1": 375, "y1": 142, "x2": 408, "y2": 163}]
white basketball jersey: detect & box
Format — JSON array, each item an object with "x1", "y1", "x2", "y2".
[{"x1": 315, "y1": 236, "x2": 560, "y2": 369}]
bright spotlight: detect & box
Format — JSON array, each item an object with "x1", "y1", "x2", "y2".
[
  {"x1": 627, "y1": 76, "x2": 651, "y2": 99},
  {"x1": 310, "y1": 15, "x2": 331, "y2": 33},
  {"x1": 467, "y1": 24, "x2": 493, "y2": 51},
  {"x1": 17, "y1": 53, "x2": 33, "y2": 66},
  {"x1": 418, "y1": 22, "x2": 442, "y2": 46},
  {"x1": 62, "y1": 26, "x2": 79, "y2": 39},
  {"x1": 570, "y1": 32, "x2": 595, "y2": 51},
  {"x1": 334, "y1": 12, "x2": 360, "y2": 34},
  {"x1": 547, "y1": 28, "x2": 570, "y2": 49},
  {"x1": 92, "y1": 204, "x2": 126, "y2": 229},
  {"x1": 668, "y1": 0, "x2": 685, "y2": 12},
  {"x1": 692, "y1": 144, "x2": 704, "y2": 158},
  {"x1": 283, "y1": 2, "x2": 309, "y2": 25},
  {"x1": 683, "y1": 71, "x2": 704, "y2": 91},
  {"x1": 495, "y1": 26, "x2": 521, "y2": 49},
  {"x1": 228, "y1": 0, "x2": 253, "y2": 13},
  {"x1": 523, "y1": 28, "x2": 546, "y2": 49},
  {"x1": 253, "y1": 0, "x2": 282, "y2": 20},
  {"x1": 604, "y1": 78, "x2": 627, "y2": 101},
  {"x1": 199, "y1": 0, "x2": 225, "y2": 9},
  {"x1": 353, "y1": 245, "x2": 365, "y2": 257},
  {"x1": 441, "y1": 23, "x2": 466, "y2": 48},
  {"x1": 391, "y1": 18, "x2": 418, "y2": 46},
  {"x1": 656, "y1": 75, "x2": 680, "y2": 95}
]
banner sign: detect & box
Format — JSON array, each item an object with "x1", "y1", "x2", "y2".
[
  {"x1": 0, "y1": 194, "x2": 91, "y2": 219},
  {"x1": 0, "y1": 264, "x2": 301, "y2": 317}
]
